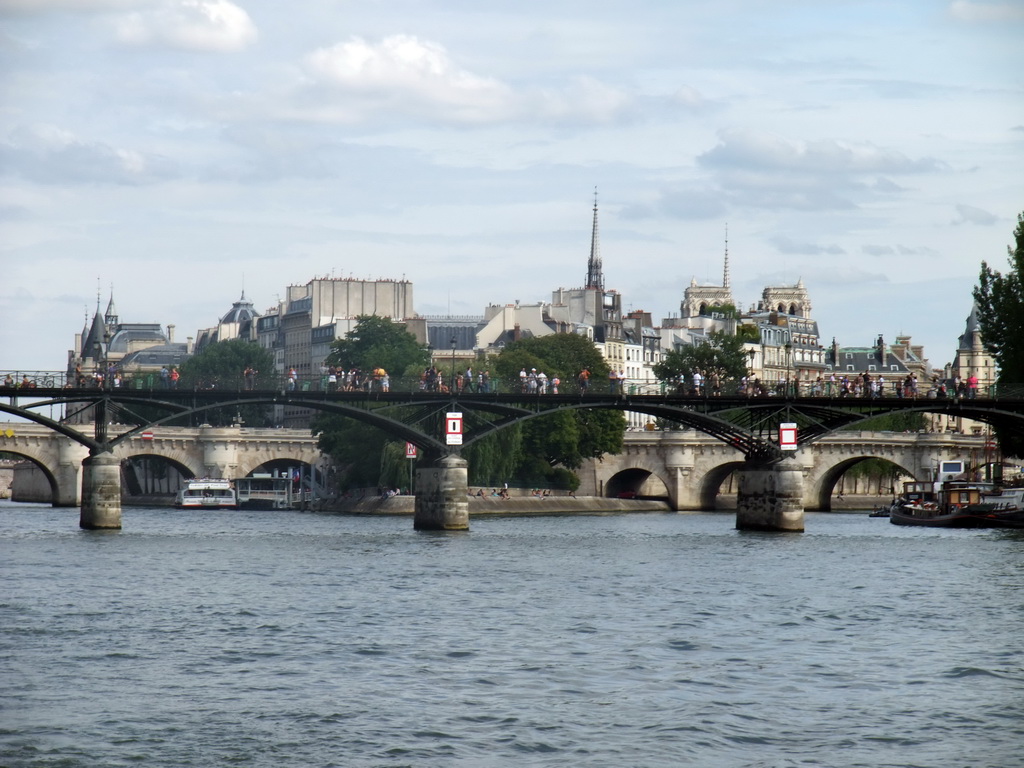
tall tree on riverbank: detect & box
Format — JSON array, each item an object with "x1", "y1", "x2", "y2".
[
  {"x1": 973, "y1": 211, "x2": 1024, "y2": 456},
  {"x1": 488, "y1": 333, "x2": 624, "y2": 489},
  {"x1": 324, "y1": 315, "x2": 430, "y2": 377},
  {"x1": 974, "y1": 212, "x2": 1024, "y2": 384},
  {"x1": 315, "y1": 316, "x2": 430, "y2": 490},
  {"x1": 653, "y1": 330, "x2": 750, "y2": 387},
  {"x1": 176, "y1": 339, "x2": 276, "y2": 426}
]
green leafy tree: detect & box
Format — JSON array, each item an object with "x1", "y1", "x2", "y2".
[
  {"x1": 490, "y1": 333, "x2": 625, "y2": 487},
  {"x1": 174, "y1": 339, "x2": 276, "y2": 426},
  {"x1": 974, "y1": 211, "x2": 1024, "y2": 455},
  {"x1": 314, "y1": 416, "x2": 395, "y2": 491},
  {"x1": 315, "y1": 317, "x2": 430, "y2": 487},
  {"x1": 653, "y1": 330, "x2": 750, "y2": 387},
  {"x1": 974, "y1": 212, "x2": 1024, "y2": 383},
  {"x1": 178, "y1": 338, "x2": 276, "y2": 389},
  {"x1": 325, "y1": 315, "x2": 430, "y2": 378},
  {"x1": 462, "y1": 425, "x2": 524, "y2": 488},
  {"x1": 492, "y1": 331, "x2": 611, "y2": 389}
]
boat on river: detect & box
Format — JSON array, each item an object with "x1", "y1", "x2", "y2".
[
  {"x1": 174, "y1": 478, "x2": 238, "y2": 509},
  {"x1": 890, "y1": 479, "x2": 1024, "y2": 528}
]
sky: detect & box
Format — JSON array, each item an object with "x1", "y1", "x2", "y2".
[{"x1": 1, "y1": 0, "x2": 1022, "y2": 373}]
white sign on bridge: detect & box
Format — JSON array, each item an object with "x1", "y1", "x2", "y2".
[
  {"x1": 446, "y1": 412, "x2": 463, "y2": 446},
  {"x1": 779, "y1": 422, "x2": 798, "y2": 451}
]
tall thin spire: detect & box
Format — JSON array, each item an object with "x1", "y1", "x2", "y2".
[
  {"x1": 105, "y1": 283, "x2": 118, "y2": 326},
  {"x1": 585, "y1": 187, "x2": 604, "y2": 291},
  {"x1": 723, "y1": 223, "x2": 730, "y2": 290}
]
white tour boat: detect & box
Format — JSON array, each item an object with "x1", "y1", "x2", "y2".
[{"x1": 174, "y1": 478, "x2": 238, "y2": 509}]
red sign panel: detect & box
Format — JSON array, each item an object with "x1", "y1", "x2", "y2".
[{"x1": 779, "y1": 422, "x2": 797, "y2": 451}]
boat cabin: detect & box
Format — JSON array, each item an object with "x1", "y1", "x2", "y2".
[{"x1": 175, "y1": 478, "x2": 238, "y2": 509}]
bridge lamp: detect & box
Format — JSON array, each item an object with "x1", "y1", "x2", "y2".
[
  {"x1": 784, "y1": 341, "x2": 793, "y2": 395},
  {"x1": 103, "y1": 329, "x2": 112, "y2": 390},
  {"x1": 450, "y1": 335, "x2": 457, "y2": 394}
]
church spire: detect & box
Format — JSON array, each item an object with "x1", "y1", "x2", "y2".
[
  {"x1": 82, "y1": 281, "x2": 107, "y2": 361},
  {"x1": 723, "y1": 223, "x2": 730, "y2": 290},
  {"x1": 585, "y1": 187, "x2": 604, "y2": 291},
  {"x1": 105, "y1": 284, "x2": 118, "y2": 327}
]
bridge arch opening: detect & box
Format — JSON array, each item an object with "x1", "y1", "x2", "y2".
[
  {"x1": 699, "y1": 461, "x2": 745, "y2": 510},
  {"x1": 1, "y1": 454, "x2": 58, "y2": 505},
  {"x1": 122, "y1": 454, "x2": 193, "y2": 501},
  {"x1": 813, "y1": 457, "x2": 912, "y2": 511},
  {"x1": 604, "y1": 468, "x2": 669, "y2": 500}
]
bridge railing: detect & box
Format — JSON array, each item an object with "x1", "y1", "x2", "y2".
[
  {"x1": 0, "y1": 371, "x2": 67, "y2": 389},
  {"x1": 2, "y1": 370, "x2": 1023, "y2": 400}
]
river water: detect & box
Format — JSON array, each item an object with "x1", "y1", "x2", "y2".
[{"x1": 2, "y1": 503, "x2": 1022, "y2": 768}]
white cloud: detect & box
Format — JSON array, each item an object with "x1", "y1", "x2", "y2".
[
  {"x1": 700, "y1": 129, "x2": 945, "y2": 175},
  {"x1": 949, "y1": 1, "x2": 1024, "y2": 23},
  {"x1": 0, "y1": 0, "x2": 142, "y2": 12},
  {"x1": 303, "y1": 35, "x2": 514, "y2": 123},
  {"x1": 0, "y1": 124, "x2": 176, "y2": 184},
  {"x1": 952, "y1": 203, "x2": 998, "y2": 226},
  {"x1": 299, "y1": 35, "x2": 631, "y2": 125},
  {"x1": 769, "y1": 234, "x2": 846, "y2": 256},
  {"x1": 116, "y1": 0, "x2": 256, "y2": 52}
]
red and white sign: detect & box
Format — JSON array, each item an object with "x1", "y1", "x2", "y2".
[
  {"x1": 405, "y1": 442, "x2": 417, "y2": 459},
  {"x1": 141, "y1": 431, "x2": 154, "y2": 441},
  {"x1": 446, "y1": 412, "x2": 463, "y2": 446},
  {"x1": 779, "y1": 422, "x2": 797, "y2": 451}
]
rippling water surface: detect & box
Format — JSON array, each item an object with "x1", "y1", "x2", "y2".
[{"x1": 2, "y1": 503, "x2": 1022, "y2": 767}]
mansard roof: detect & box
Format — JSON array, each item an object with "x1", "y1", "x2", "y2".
[
  {"x1": 108, "y1": 324, "x2": 168, "y2": 354},
  {"x1": 118, "y1": 343, "x2": 190, "y2": 369}
]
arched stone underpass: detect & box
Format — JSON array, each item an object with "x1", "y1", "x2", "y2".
[
  {"x1": 604, "y1": 468, "x2": 669, "y2": 501},
  {"x1": 4, "y1": 453, "x2": 59, "y2": 505},
  {"x1": 121, "y1": 454, "x2": 194, "y2": 500},
  {"x1": 697, "y1": 461, "x2": 746, "y2": 510},
  {"x1": 808, "y1": 456, "x2": 913, "y2": 511}
]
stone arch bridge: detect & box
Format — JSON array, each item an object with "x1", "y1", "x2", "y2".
[
  {"x1": 580, "y1": 429, "x2": 997, "y2": 511},
  {"x1": 0, "y1": 422, "x2": 322, "y2": 506},
  {"x1": 1, "y1": 420, "x2": 993, "y2": 511}
]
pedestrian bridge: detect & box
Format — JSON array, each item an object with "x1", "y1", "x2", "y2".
[{"x1": 3, "y1": 380, "x2": 1022, "y2": 531}]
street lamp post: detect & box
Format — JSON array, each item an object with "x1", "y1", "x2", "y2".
[
  {"x1": 784, "y1": 341, "x2": 793, "y2": 396},
  {"x1": 450, "y1": 335, "x2": 457, "y2": 395}
]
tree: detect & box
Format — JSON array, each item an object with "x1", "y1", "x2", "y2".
[
  {"x1": 175, "y1": 339, "x2": 276, "y2": 426},
  {"x1": 491, "y1": 333, "x2": 625, "y2": 487},
  {"x1": 325, "y1": 315, "x2": 430, "y2": 378},
  {"x1": 315, "y1": 317, "x2": 431, "y2": 488},
  {"x1": 178, "y1": 338, "x2": 275, "y2": 389},
  {"x1": 492, "y1": 331, "x2": 611, "y2": 388},
  {"x1": 653, "y1": 330, "x2": 750, "y2": 387},
  {"x1": 974, "y1": 212, "x2": 1024, "y2": 383},
  {"x1": 314, "y1": 416, "x2": 404, "y2": 491},
  {"x1": 974, "y1": 211, "x2": 1024, "y2": 456}
]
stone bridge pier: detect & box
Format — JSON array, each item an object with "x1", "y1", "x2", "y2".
[
  {"x1": 80, "y1": 452, "x2": 122, "y2": 530},
  {"x1": 413, "y1": 453, "x2": 469, "y2": 531},
  {"x1": 735, "y1": 458, "x2": 805, "y2": 532}
]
